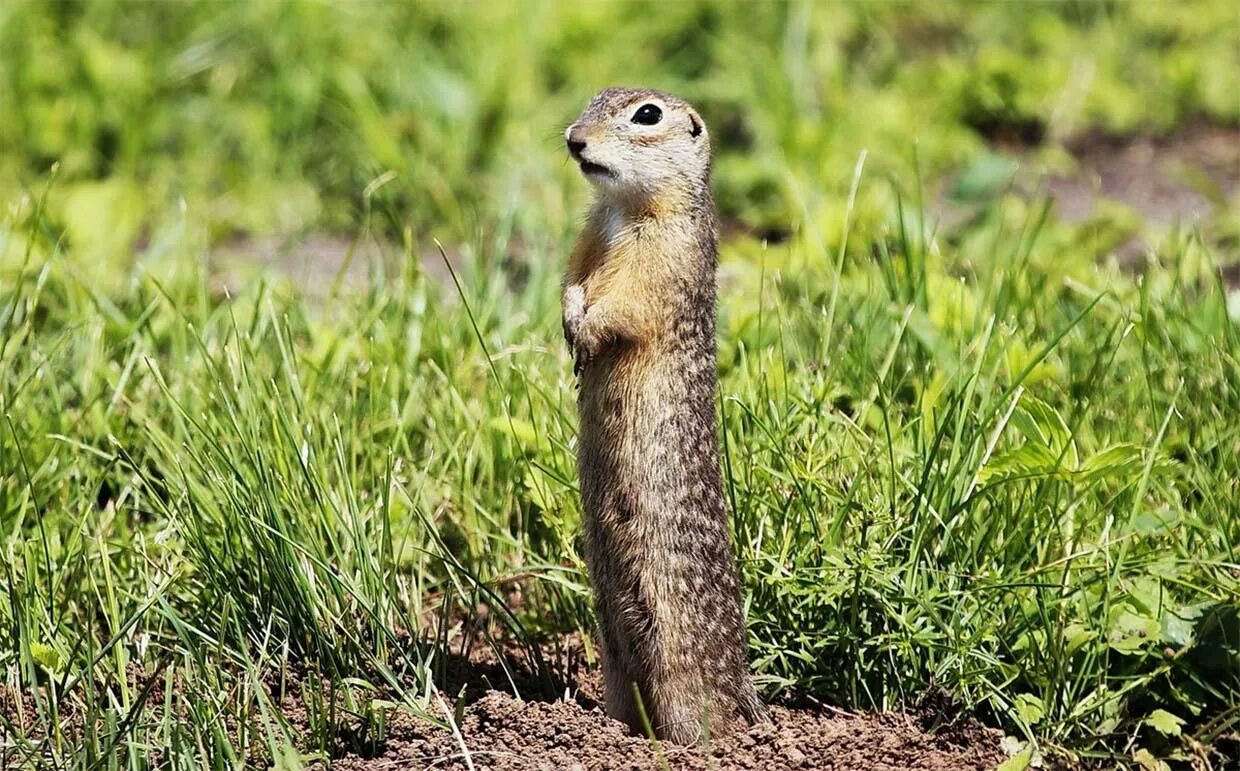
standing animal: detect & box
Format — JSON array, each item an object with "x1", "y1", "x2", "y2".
[{"x1": 561, "y1": 87, "x2": 766, "y2": 744}]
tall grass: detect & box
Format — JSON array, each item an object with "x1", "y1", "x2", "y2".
[{"x1": 4, "y1": 163, "x2": 1238, "y2": 766}]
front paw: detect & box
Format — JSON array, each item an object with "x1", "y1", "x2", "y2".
[
  {"x1": 572, "y1": 321, "x2": 602, "y2": 376},
  {"x1": 562, "y1": 285, "x2": 586, "y2": 347}
]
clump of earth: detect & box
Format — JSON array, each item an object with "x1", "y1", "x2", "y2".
[{"x1": 323, "y1": 633, "x2": 1008, "y2": 771}]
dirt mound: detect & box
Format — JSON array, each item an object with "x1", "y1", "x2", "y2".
[
  {"x1": 323, "y1": 632, "x2": 1006, "y2": 771},
  {"x1": 332, "y1": 691, "x2": 1005, "y2": 771}
]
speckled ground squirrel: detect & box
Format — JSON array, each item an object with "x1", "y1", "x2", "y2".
[{"x1": 561, "y1": 87, "x2": 766, "y2": 744}]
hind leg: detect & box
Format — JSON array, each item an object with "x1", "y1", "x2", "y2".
[
  {"x1": 645, "y1": 631, "x2": 764, "y2": 744},
  {"x1": 595, "y1": 604, "x2": 642, "y2": 730},
  {"x1": 651, "y1": 673, "x2": 763, "y2": 744},
  {"x1": 651, "y1": 698, "x2": 705, "y2": 745},
  {"x1": 601, "y1": 649, "x2": 641, "y2": 730},
  {"x1": 735, "y1": 677, "x2": 768, "y2": 725},
  {"x1": 645, "y1": 657, "x2": 711, "y2": 745}
]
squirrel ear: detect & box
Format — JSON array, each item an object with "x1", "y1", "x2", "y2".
[{"x1": 688, "y1": 114, "x2": 703, "y2": 138}]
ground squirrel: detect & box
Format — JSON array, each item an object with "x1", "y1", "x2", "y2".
[{"x1": 561, "y1": 87, "x2": 766, "y2": 744}]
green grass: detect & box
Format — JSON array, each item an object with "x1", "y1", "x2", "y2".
[{"x1": 2, "y1": 1, "x2": 1239, "y2": 768}]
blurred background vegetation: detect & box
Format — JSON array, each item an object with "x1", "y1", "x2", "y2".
[{"x1": 2, "y1": 0, "x2": 1237, "y2": 261}]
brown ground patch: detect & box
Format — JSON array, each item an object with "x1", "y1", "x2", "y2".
[
  {"x1": 208, "y1": 232, "x2": 474, "y2": 299},
  {"x1": 1044, "y1": 124, "x2": 1240, "y2": 225},
  {"x1": 937, "y1": 123, "x2": 1240, "y2": 282},
  {"x1": 318, "y1": 633, "x2": 1006, "y2": 771},
  {"x1": 330, "y1": 692, "x2": 1005, "y2": 771},
  {"x1": 1043, "y1": 124, "x2": 1240, "y2": 284}
]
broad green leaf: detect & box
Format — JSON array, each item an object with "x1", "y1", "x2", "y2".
[
  {"x1": 1125, "y1": 508, "x2": 1179, "y2": 535},
  {"x1": 1143, "y1": 709, "x2": 1184, "y2": 737},
  {"x1": 979, "y1": 442, "x2": 1060, "y2": 482},
  {"x1": 30, "y1": 642, "x2": 62, "y2": 674},
  {"x1": 950, "y1": 152, "x2": 1019, "y2": 202},
  {"x1": 1077, "y1": 443, "x2": 1144, "y2": 484},
  {"x1": 1109, "y1": 608, "x2": 1162, "y2": 653},
  {"x1": 1161, "y1": 607, "x2": 1201, "y2": 648},
  {"x1": 1012, "y1": 693, "x2": 1045, "y2": 725},
  {"x1": 1010, "y1": 396, "x2": 1077, "y2": 468},
  {"x1": 995, "y1": 747, "x2": 1033, "y2": 771},
  {"x1": 1064, "y1": 622, "x2": 1097, "y2": 654},
  {"x1": 1133, "y1": 748, "x2": 1171, "y2": 771}
]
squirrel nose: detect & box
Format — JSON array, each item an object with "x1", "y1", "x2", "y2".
[{"x1": 566, "y1": 130, "x2": 587, "y2": 159}]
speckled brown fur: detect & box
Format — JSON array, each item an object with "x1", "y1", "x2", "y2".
[{"x1": 561, "y1": 87, "x2": 766, "y2": 744}]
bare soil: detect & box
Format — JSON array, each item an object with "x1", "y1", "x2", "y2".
[
  {"x1": 325, "y1": 634, "x2": 1007, "y2": 771},
  {"x1": 329, "y1": 692, "x2": 1005, "y2": 771},
  {"x1": 1040, "y1": 124, "x2": 1240, "y2": 283},
  {"x1": 1043, "y1": 124, "x2": 1240, "y2": 225}
]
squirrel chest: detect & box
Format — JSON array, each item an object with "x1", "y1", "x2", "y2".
[{"x1": 573, "y1": 212, "x2": 700, "y2": 412}]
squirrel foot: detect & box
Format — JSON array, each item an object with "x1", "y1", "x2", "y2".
[
  {"x1": 563, "y1": 285, "x2": 586, "y2": 346},
  {"x1": 572, "y1": 327, "x2": 601, "y2": 375},
  {"x1": 564, "y1": 285, "x2": 602, "y2": 375}
]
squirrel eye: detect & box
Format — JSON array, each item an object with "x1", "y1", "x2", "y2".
[{"x1": 631, "y1": 104, "x2": 663, "y2": 125}]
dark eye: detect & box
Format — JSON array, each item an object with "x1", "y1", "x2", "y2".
[{"x1": 631, "y1": 104, "x2": 662, "y2": 125}]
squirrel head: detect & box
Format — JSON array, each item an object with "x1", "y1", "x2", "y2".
[{"x1": 565, "y1": 87, "x2": 710, "y2": 203}]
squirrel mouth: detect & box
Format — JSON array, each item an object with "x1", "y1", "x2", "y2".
[{"x1": 578, "y1": 160, "x2": 614, "y2": 179}]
